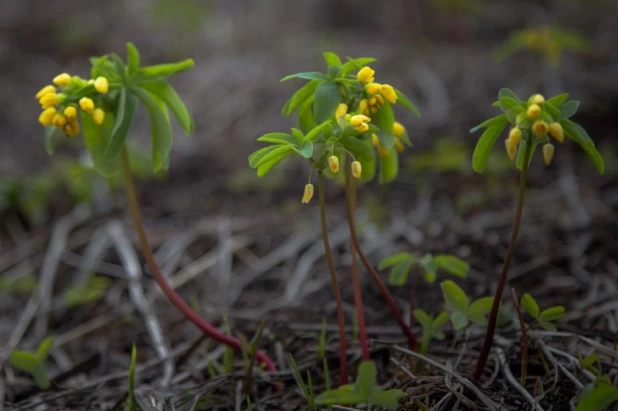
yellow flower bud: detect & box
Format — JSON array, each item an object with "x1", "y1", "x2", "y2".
[
  {"x1": 509, "y1": 127, "x2": 522, "y2": 145},
  {"x1": 335, "y1": 103, "x2": 348, "y2": 119},
  {"x1": 532, "y1": 120, "x2": 549, "y2": 136},
  {"x1": 350, "y1": 115, "x2": 371, "y2": 127},
  {"x1": 328, "y1": 156, "x2": 339, "y2": 173},
  {"x1": 393, "y1": 122, "x2": 405, "y2": 137},
  {"x1": 357, "y1": 66, "x2": 375, "y2": 84},
  {"x1": 543, "y1": 143, "x2": 555, "y2": 165},
  {"x1": 64, "y1": 106, "x2": 77, "y2": 121},
  {"x1": 359, "y1": 99, "x2": 369, "y2": 115},
  {"x1": 370, "y1": 106, "x2": 379, "y2": 114},
  {"x1": 53, "y1": 73, "x2": 71, "y2": 87},
  {"x1": 380, "y1": 84, "x2": 397, "y2": 104},
  {"x1": 38, "y1": 107, "x2": 56, "y2": 127},
  {"x1": 64, "y1": 120, "x2": 81, "y2": 137},
  {"x1": 351, "y1": 161, "x2": 362, "y2": 179},
  {"x1": 301, "y1": 183, "x2": 314, "y2": 204},
  {"x1": 394, "y1": 137, "x2": 405, "y2": 152},
  {"x1": 371, "y1": 133, "x2": 380, "y2": 146},
  {"x1": 52, "y1": 113, "x2": 67, "y2": 127},
  {"x1": 368, "y1": 97, "x2": 377, "y2": 106},
  {"x1": 79, "y1": 97, "x2": 95, "y2": 114},
  {"x1": 93, "y1": 108, "x2": 105, "y2": 125},
  {"x1": 530, "y1": 94, "x2": 545, "y2": 106},
  {"x1": 35, "y1": 85, "x2": 56, "y2": 100},
  {"x1": 375, "y1": 94, "x2": 384, "y2": 106},
  {"x1": 527, "y1": 104, "x2": 541, "y2": 119},
  {"x1": 356, "y1": 122, "x2": 369, "y2": 132},
  {"x1": 505, "y1": 138, "x2": 518, "y2": 161},
  {"x1": 39, "y1": 93, "x2": 59, "y2": 109},
  {"x1": 94, "y1": 76, "x2": 109, "y2": 94},
  {"x1": 365, "y1": 82, "x2": 382, "y2": 95},
  {"x1": 548, "y1": 122, "x2": 564, "y2": 143}
]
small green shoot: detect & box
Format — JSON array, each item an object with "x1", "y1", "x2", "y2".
[
  {"x1": 126, "y1": 344, "x2": 138, "y2": 411},
  {"x1": 379, "y1": 252, "x2": 469, "y2": 286},
  {"x1": 520, "y1": 293, "x2": 565, "y2": 332},
  {"x1": 9, "y1": 337, "x2": 54, "y2": 389},
  {"x1": 440, "y1": 280, "x2": 496, "y2": 330},
  {"x1": 576, "y1": 385, "x2": 618, "y2": 411},
  {"x1": 64, "y1": 273, "x2": 111, "y2": 307},
  {"x1": 413, "y1": 309, "x2": 450, "y2": 355},
  {"x1": 288, "y1": 354, "x2": 317, "y2": 411}
]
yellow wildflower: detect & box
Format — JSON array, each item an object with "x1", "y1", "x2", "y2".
[
  {"x1": 505, "y1": 138, "x2": 518, "y2": 161},
  {"x1": 79, "y1": 97, "x2": 95, "y2": 114},
  {"x1": 393, "y1": 122, "x2": 405, "y2": 137},
  {"x1": 357, "y1": 66, "x2": 375, "y2": 84},
  {"x1": 64, "y1": 106, "x2": 77, "y2": 121},
  {"x1": 64, "y1": 121, "x2": 80, "y2": 137},
  {"x1": 38, "y1": 107, "x2": 56, "y2": 127},
  {"x1": 359, "y1": 99, "x2": 369, "y2": 116},
  {"x1": 375, "y1": 95, "x2": 384, "y2": 106},
  {"x1": 35, "y1": 85, "x2": 55, "y2": 100},
  {"x1": 532, "y1": 120, "x2": 549, "y2": 136},
  {"x1": 53, "y1": 73, "x2": 71, "y2": 87},
  {"x1": 371, "y1": 133, "x2": 380, "y2": 146},
  {"x1": 543, "y1": 143, "x2": 555, "y2": 165},
  {"x1": 369, "y1": 96, "x2": 377, "y2": 106},
  {"x1": 509, "y1": 127, "x2": 522, "y2": 145},
  {"x1": 350, "y1": 114, "x2": 371, "y2": 133},
  {"x1": 394, "y1": 138, "x2": 405, "y2": 152},
  {"x1": 380, "y1": 84, "x2": 397, "y2": 104},
  {"x1": 39, "y1": 93, "x2": 59, "y2": 109},
  {"x1": 378, "y1": 146, "x2": 389, "y2": 157},
  {"x1": 328, "y1": 156, "x2": 339, "y2": 173},
  {"x1": 527, "y1": 104, "x2": 541, "y2": 119},
  {"x1": 365, "y1": 82, "x2": 382, "y2": 95},
  {"x1": 530, "y1": 94, "x2": 545, "y2": 106},
  {"x1": 94, "y1": 76, "x2": 109, "y2": 94},
  {"x1": 52, "y1": 113, "x2": 67, "y2": 127},
  {"x1": 370, "y1": 106, "x2": 378, "y2": 114},
  {"x1": 93, "y1": 108, "x2": 105, "y2": 125},
  {"x1": 301, "y1": 183, "x2": 314, "y2": 204},
  {"x1": 335, "y1": 103, "x2": 348, "y2": 119},
  {"x1": 548, "y1": 122, "x2": 564, "y2": 143},
  {"x1": 351, "y1": 161, "x2": 362, "y2": 179}
]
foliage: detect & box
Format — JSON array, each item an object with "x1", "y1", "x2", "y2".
[
  {"x1": 126, "y1": 344, "x2": 138, "y2": 411},
  {"x1": 519, "y1": 293, "x2": 565, "y2": 332},
  {"x1": 63, "y1": 273, "x2": 111, "y2": 307},
  {"x1": 0, "y1": 273, "x2": 38, "y2": 294},
  {"x1": 9, "y1": 337, "x2": 54, "y2": 389},
  {"x1": 379, "y1": 252, "x2": 469, "y2": 286},
  {"x1": 413, "y1": 309, "x2": 450, "y2": 355},
  {"x1": 440, "y1": 280, "x2": 496, "y2": 330}
]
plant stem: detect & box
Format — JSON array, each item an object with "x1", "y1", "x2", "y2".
[
  {"x1": 317, "y1": 171, "x2": 349, "y2": 384},
  {"x1": 120, "y1": 147, "x2": 276, "y2": 372},
  {"x1": 345, "y1": 164, "x2": 370, "y2": 361},
  {"x1": 343, "y1": 171, "x2": 419, "y2": 351},
  {"x1": 473, "y1": 140, "x2": 532, "y2": 380},
  {"x1": 511, "y1": 288, "x2": 529, "y2": 386}
]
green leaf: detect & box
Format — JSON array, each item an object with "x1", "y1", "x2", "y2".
[
  {"x1": 368, "y1": 388, "x2": 404, "y2": 411},
  {"x1": 249, "y1": 145, "x2": 279, "y2": 168},
  {"x1": 394, "y1": 89, "x2": 421, "y2": 117},
  {"x1": 313, "y1": 81, "x2": 340, "y2": 123},
  {"x1": 468, "y1": 297, "x2": 495, "y2": 326},
  {"x1": 451, "y1": 311, "x2": 469, "y2": 330},
  {"x1": 355, "y1": 361, "x2": 377, "y2": 400},
  {"x1": 254, "y1": 145, "x2": 294, "y2": 168},
  {"x1": 340, "y1": 137, "x2": 376, "y2": 181},
  {"x1": 340, "y1": 57, "x2": 377, "y2": 77},
  {"x1": 112, "y1": 53, "x2": 128, "y2": 84},
  {"x1": 105, "y1": 87, "x2": 139, "y2": 160},
  {"x1": 127, "y1": 42, "x2": 140, "y2": 76},
  {"x1": 9, "y1": 351, "x2": 38, "y2": 372},
  {"x1": 290, "y1": 128, "x2": 304, "y2": 144},
  {"x1": 378, "y1": 252, "x2": 414, "y2": 270},
  {"x1": 378, "y1": 147, "x2": 398, "y2": 184},
  {"x1": 413, "y1": 309, "x2": 433, "y2": 329},
  {"x1": 433, "y1": 312, "x2": 450, "y2": 329},
  {"x1": 537, "y1": 318, "x2": 557, "y2": 332},
  {"x1": 136, "y1": 59, "x2": 195, "y2": 79},
  {"x1": 472, "y1": 121, "x2": 508, "y2": 173},
  {"x1": 559, "y1": 119, "x2": 605, "y2": 174},
  {"x1": 32, "y1": 362, "x2": 50, "y2": 390},
  {"x1": 388, "y1": 259, "x2": 416, "y2": 286},
  {"x1": 36, "y1": 337, "x2": 54, "y2": 361},
  {"x1": 434, "y1": 254, "x2": 469, "y2": 278},
  {"x1": 576, "y1": 385, "x2": 618, "y2": 411},
  {"x1": 441, "y1": 280, "x2": 469, "y2": 313},
  {"x1": 560, "y1": 100, "x2": 580, "y2": 119},
  {"x1": 90, "y1": 55, "x2": 116, "y2": 80},
  {"x1": 257, "y1": 133, "x2": 296, "y2": 145},
  {"x1": 44, "y1": 126, "x2": 57, "y2": 155},
  {"x1": 504, "y1": 106, "x2": 525, "y2": 123},
  {"x1": 281, "y1": 71, "x2": 329, "y2": 82},
  {"x1": 546, "y1": 93, "x2": 569, "y2": 107},
  {"x1": 469, "y1": 114, "x2": 507, "y2": 133},
  {"x1": 139, "y1": 80, "x2": 194, "y2": 135},
  {"x1": 282, "y1": 80, "x2": 319, "y2": 116},
  {"x1": 298, "y1": 98, "x2": 316, "y2": 134},
  {"x1": 498, "y1": 88, "x2": 521, "y2": 107},
  {"x1": 133, "y1": 87, "x2": 173, "y2": 171},
  {"x1": 515, "y1": 140, "x2": 537, "y2": 170},
  {"x1": 419, "y1": 254, "x2": 438, "y2": 284},
  {"x1": 520, "y1": 293, "x2": 540, "y2": 318},
  {"x1": 82, "y1": 111, "x2": 122, "y2": 176},
  {"x1": 539, "y1": 306, "x2": 565, "y2": 321},
  {"x1": 315, "y1": 390, "x2": 362, "y2": 405},
  {"x1": 303, "y1": 121, "x2": 331, "y2": 143},
  {"x1": 128, "y1": 344, "x2": 138, "y2": 411},
  {"x1": 292, "y1": 141, "x2": 314, "y2": 158},
  {"x1": 543, "y1": 102, "x2": 562, "y2": 121},
  {"x1": 257, "y1": 154, "x2": 290, "y2": 176},
  {"x1": 323, "y1": 52, "x2": 342, "y2": 67},
  {"x1": 374, "y1": 102, "x2": 395, "y2": 149}
]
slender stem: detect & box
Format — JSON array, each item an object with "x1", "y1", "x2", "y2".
[
  {"x1": 511, "y1": 288, "x2": 529, "y2": 386},
  {"x1": 473, "y1": 140, "x2": 532, "y2": 380},
  {"x1": 120, "y1": 147, "x2": 276, "y2": 372},
  {"x1": 343, "y1": 170, "x2": 419, "y2": 351},
  {"x1": 420, "y1": 331, "x2": 430, "y2": 356},
  {"x1": 317, "y1": 171, "x2": 349, "y2": 384},
  {"x1": 345, "y1": 163, "x2": 370, "y2": 361}
]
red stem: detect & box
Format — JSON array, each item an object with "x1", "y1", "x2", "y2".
[{"x1": 120, "y1": 147, "x2": 276, "y2": 372}]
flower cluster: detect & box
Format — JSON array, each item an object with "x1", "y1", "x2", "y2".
[
  {"x1": 504, "y1": 93, "x2": 564, "y2": 165},
  {"x1": 357, "y1": 67, "x2": 398, "y2": 116},
  {"x1": 36, "y1": 73, "x2": 110, "y2": 137}
]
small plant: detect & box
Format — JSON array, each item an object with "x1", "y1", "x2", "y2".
[
  {"x1": 35, "y1": 43, "x2": 276, "y2": 371},
  {"x1": 63, "y1": 273, "x2": 111, "y2": 307},
  {"x1": 440, "y1": 280, "x2": 495, "y2": 331},
  {"x1": 9, "y1": 337, "x2": 54, "y2": 389},
  {"x1": 470, "y1": 89, "x2": 604, "y2": 380},
  {"x1": 315, "y1": 361, "x2": 405, "y2": 411},
  {"x1": 379, "y1": 252, "x2": 469, "y2": 285},
  {"x1": 249, "y1": 51, "x2": 421, "y2": 382},
  {"x1": 126, "y1": 344, "x2": 137, "y2": 411},
  {"x1": 413, "y1": 309, "x2": 450, "y2": 355}
]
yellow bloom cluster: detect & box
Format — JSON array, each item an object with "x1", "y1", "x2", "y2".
[
  {"x1": 357, "y1": 66, "x2": 398, "y2": 116},
  {"x1": 35, "y1": 73, "x2": 110, "y2": 137},
  {"x1": 350, "y1": 115, "x2": 371, "y2": 133}
]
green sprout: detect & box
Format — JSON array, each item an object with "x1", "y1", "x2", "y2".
[
  {"x1": 379, "y1": 252, "x2": 469, "y2": 285},
  {"x1": 440, "y1": 280, "x2": 495, "y2": 331},
  {"x1": 63, "y1": 273, "x2": 111, "y2": 307},
  {"x1": 127, "y1": 344, "x2": 137, "y2": 411},
  {"x1": 470, "y1": 89, "x2": 604, "y2": 380},
  {"x1": 413, "y1": 309, "x2": 450, "y2": 355},
  {"x1": 9, "y1": 337, "x2": 54, "y2": 389}
]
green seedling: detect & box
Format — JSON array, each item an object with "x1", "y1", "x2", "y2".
[
  {"x1": 470, "y1": 89, "x2": 604, "y2": 380},
  {"x1": 576, "y1": 385, "x2": 618, "y2": 411},
  {"x1": 64, "y1": 273, "x2": 111, "y2": 307},
  {"x1": 249, "y1": 51, "x2": 421, "y2": 381},
  {"x1": 0, "y1": 273, "x2": 38, "y2": 295},
  {"x1": 288, "y1": 354, "x2": 317, "y2": 411},
  {"x1": 9, "y1": 337, "x2": 54, "y2": 389},
  {"x1": 35, "y1": 43, "x2": 276, "y2": 371},
  {"x1": 315, "y1": 361, "x2": 405, "y2": 411},
  {"x1": 413, "y1": 309, "x2": 450, "y2": 355},
  {"x1": 440, "y1": 280, "x2": 498, "y2": 331},
  {"x1": 380, "y1": 252, "x2": 469, "y2": 286},
  {"x1": 126, "y1": 344, "x2": 137, "y2": 411},
  {"x1": 519, "y1": 293, "x2": 565, "y2": 332}
]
